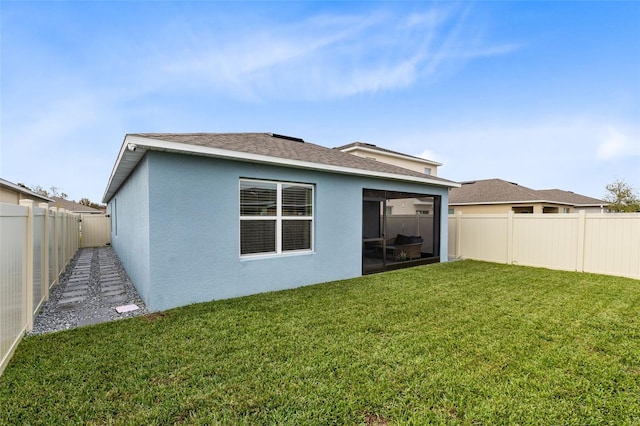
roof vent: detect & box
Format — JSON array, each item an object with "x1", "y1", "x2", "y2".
[{"x1": 271, "y1": 133, "x2": 304, "y2": 143}]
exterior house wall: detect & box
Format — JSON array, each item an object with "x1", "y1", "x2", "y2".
[
  {"x1": 108, "y1": 157, "x2": 152, "y2": 305},
  {"x1": 347, "y1": 151, "x2": 438, "y2": 176},
  {"x1": 0, "y1": 182, "x2": 51, "y2": 205},
  {"x1": 0, "y1": 188, "x2": 19, "y2": 204},
  {"x1": 112, "y1": 151, "x2": 449, "y2": 312}
]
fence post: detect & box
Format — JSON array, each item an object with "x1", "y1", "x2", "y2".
[
  {"x1": 507, "y1": 211, "x2": 514, "y2": 265},
  {"x1": 51, "y1": 207, "x2": 59, "y2": 284},
  {"x1": 576, "y1": 210, "x2": 586, "y2": 272},
  {"x1": 19, "y1": 200, "x2": 35, "y2": 331},
  {"x1": 455, "y1": 211, "x2": 462, "y2": 259},
  {"x1": 61, "y1": 209, "x2": 68, "y2": 268},
  {"x1": 39, "y1": 203, "x2": 50, "y2": 301}
]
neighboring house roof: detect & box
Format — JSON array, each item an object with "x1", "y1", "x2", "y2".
[
  {"x1": 103, "y1": 133, "x2": 460, "y2": 203},
  {"x1": 449, "y1": 178, "x2": 604, "y2": 206},
  {"x1": 335, "y1": 142, "x2": 442, "y2": 166},
  {"x1": 535, "y1": 189, "x2": 605, "y2": 207},
  {"x1": 50, "y1": 196, "x2": 104, "y2": 214},
  {"x1": 0, "y1": 177, "x2": 53, "y2": 203}
]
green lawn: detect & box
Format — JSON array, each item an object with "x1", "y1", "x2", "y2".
[{"x1": 1, "y1": 260, "x2": 639, "y2": 425}]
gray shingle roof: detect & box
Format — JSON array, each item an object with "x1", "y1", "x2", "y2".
[
  {"x1": 50, "y1": 197, "x2": 104, "y2": 213},
  {"x1": 104, "y1": 133, "x2": 460, "y2": 203},
  {"x1": 535, "y1": 189, "x2": 604, "y2": 206},
  {"x1": 133, "y1": 133, "x2": 454, "y2": 183},
  {"x1": 449, "y1": 178, "x2": 604, "y2": 206}
]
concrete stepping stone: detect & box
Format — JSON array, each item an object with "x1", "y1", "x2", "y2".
[
  {"x1": 79, "y1": 307, "x2": 112, "y2": 317},
  {"x1": 78, "y1": 316, "x2": 112, "y2": 327},
  {"x1": 102, "y1": 289, "x2": 125, "y2": 297},
  {"x1": 104, "y1": 294, "x2": 129, "y2": 304},
  {"x1": 102, "y1": 289, "x2": 124, "y2": 295},
  {"x1": 101, "y1": 275, "x2": 120, "y2": 280},
  {"x1": 65, "y1": 285, "x2": 89, "y2": 293},
  {"x1": 102, "y1": 282, "x2": 124, "y2": 288},
  {"x1": 61, "y1": 289, "x2": 88, "y2": 298},
  {"x1": 56, "y1": 302, "x2": 83, "y2": 311},
  {"x1": 58, "y1": 296, "x2": 87, "y2": 305}
]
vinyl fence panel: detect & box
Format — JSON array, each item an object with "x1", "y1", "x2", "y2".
[
  {"x1": 81, "y1": 214, "x2": 111, "y2": 247},
  {"x1": 0, "y1": 203, "x2": 28, "y2": 376},
  {"x1": 449, "y1": 212, "x2": 640, "y2": 280},
  {"x1": 0, "y1": 201, "x2": 79, "y2": 375}
]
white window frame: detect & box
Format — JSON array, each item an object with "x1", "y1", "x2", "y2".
[{"x1": 239, "y1": 179, "x2": 314, "y2": 258}]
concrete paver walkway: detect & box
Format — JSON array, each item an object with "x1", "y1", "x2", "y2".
[{"x1": 29, "y1": 247, "x2": 149, "y2": 335}]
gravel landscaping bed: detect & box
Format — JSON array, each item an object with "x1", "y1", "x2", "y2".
[{"x1": 29, "y1": 246, "x2": 149, "y2": 335}]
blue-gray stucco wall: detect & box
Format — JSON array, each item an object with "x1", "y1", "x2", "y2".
[
  {"x1": 108, "y1": 157, "x2": 152, "y2": 304},
  {"x1": 110, "y1": 151, "x2": 450, "y2": 311}
]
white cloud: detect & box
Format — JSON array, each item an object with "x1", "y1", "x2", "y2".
[
  {"x1": 414, "y1": 118, "x2": 639, "y2": 198},
  {"x1": 140, "y1": 5, "x2": 519, "y2": 101},
  {"x1": 417, "y1": 149, "x2": 441, "y2": 163},
  {"x1": 597, "y1": 127, "x2": 640, "y2": 160}
]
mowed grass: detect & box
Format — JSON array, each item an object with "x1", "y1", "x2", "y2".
[{"x1": 1, "y1": 260, "x2": 639, "y2": 425}]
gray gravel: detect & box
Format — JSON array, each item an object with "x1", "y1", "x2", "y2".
[{"x1": 29, "y1": 246, "x2": 149, "y2": 335}]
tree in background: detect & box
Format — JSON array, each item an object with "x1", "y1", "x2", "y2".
[
  {"x1": 604, "y1": 179, "x2": 640, "y2": 212},
  {"x1": 31, "y1": 185, "x2": 68, "y2": 199},
  {"x1": 29, "y1": 184, "x2": 104, "y2": 209},
  {"x1": 79, "y1": 198, "x2": 105, "y2": 210}
]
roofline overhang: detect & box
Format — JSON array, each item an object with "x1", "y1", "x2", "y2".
[
  {"x1": 339, "y1": 145, "x2": 442, "y2": 167},
  {"x1": 0, "y1": 178, "x2": 54, "y2": 202},
  {"x1": 103, "y1": 135, "x2": 460, "y2": 203},
  {"x1": 449, "y1": 200, "x2": 579, "y2": 207}
]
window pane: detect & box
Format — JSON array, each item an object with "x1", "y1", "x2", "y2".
[
  {"x1": 241, "y1": 220, "x2": 276, "y2": 254},
  {"x1": 282, "y1": 220, "x2": 312, "y2": 251},
  {"x1": 282, "y1": 185, "x2": 312, "y2": 216},
  {"x1": 241, "y1": 181, "x2": 277, "y2": 216}
]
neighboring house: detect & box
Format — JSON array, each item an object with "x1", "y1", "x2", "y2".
[
  {"x1": 336, "y1": 142, "x2": 441, "y2": 176},
  {"x1": 449, "y1": 178, "x2": 606, "y2": 214},
  {"x1": 0, "y1": 178, "x2": 52, "y2": 204},
  {"x1": 336, "y1": 142, "x2": 442, "y2": 215},
  {"x1": 102, "y1": 133, "x2": 460, "y2": 311},
  {"x1": 50, "y1": 197, "x2": 104, "y2": 214}
]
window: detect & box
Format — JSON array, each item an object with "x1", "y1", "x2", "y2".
[
  {"x1": 512, "y1": 206, "x2": 534, "y2": 214},
  {"x1": 424, "y1": 167, "x2": 432, "y2": 175},
  {"x1": 240, "y1": 179, "x2": 313, "y2": 256}
]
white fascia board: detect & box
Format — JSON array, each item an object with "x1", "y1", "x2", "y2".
[
  {"x1": 103, "y1": 135, "x2": 460, "y2": 202},
  {"x1": 340, "y1": 145, "x2": 442, "y2": 167},
  {"x1": 102, "y1": 136, "x2": 147, "y2": 203}
]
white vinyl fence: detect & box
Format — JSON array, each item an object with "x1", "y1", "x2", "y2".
[
  {"x1": 1, "y1": 200, "x2": 80, "y2": 374},
  {"x1": 448, "y1": 211, "x2": 640, "y2": 280},
  {"x1": 386, "y1": 214, "x2": 434, "y2": 254},
  {"x1": 81, "y1": 214, "x2": 111, "y2": 248}
]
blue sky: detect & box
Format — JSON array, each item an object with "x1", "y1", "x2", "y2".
[{"x1": 1, "y1": 1, "x2": 638, "y2": 203}]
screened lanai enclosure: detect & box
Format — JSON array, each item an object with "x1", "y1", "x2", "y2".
[{"x1": 362, "y1": 189, "x2": 441, "y2": 274}]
